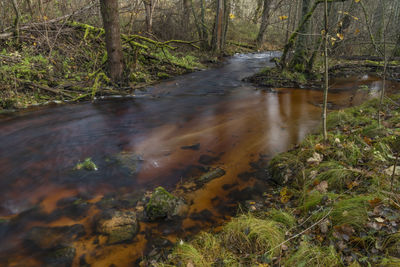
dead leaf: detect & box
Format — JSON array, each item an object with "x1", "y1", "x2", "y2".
[
  {"x1": 368, "y1": 197, "x2": 382, "y2": 208},
  {"x1": 315, "y1": 143, "x2": 324, "y2": 151},
  {"x1": 307, "y1": 152, "x2": 323, "y2": 165},
  {"x1": 315, "y1": 181, "x2": 328, "y2": 193},
  {"x1": 375, "y1": 217, "x2": 385, "y2": 223}
]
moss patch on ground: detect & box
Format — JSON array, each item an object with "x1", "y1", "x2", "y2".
[{"x1": 152, "y1": 93, "x2": 400, "y2": 266}]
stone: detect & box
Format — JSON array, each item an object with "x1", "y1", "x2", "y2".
[
  {"x1": 113, "y1": 152, "x2": 143, "y2": 175},
  {"x1": 96, "y1": 210, "x2": 138, "y2": 244},
  {"x1": 198, "y1": 168, "x2": 226, "y2": 184},
  {"x1": 44, "y1": 246, "x2": 76, "y2": 267},
  {"x1": 25, "y1": 224, "x2": 85, "y2": 250},
  {"x1": 145, "y1": 187, "x2": 186, "y2": 221}
]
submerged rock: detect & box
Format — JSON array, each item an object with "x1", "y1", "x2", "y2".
[
  {"x1": 96, "y1": 210, "x2": 138, "y2": 244},
  {"x1": 25, "y1": 224, "x2": 85, "y2": 250},
  {"x1": 112, "y1": 152, "x2": 143, "y2": 175},
  {"x1": 44, "y1": 246, "x2": 76, "y2": 267},
  {"x1": 198, "y1": 168, "x2": 225, "y2": 184},
  {"x1": 145, "y1": 187, "x2": 186, "y2": 221}
]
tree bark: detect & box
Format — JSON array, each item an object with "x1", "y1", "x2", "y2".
[
  {"x1": 212, "y1": 0, "x2": 224, "y2": 52},
  {"x1": 143, "y1": 0, "x2": 156, "y2": 33},
  {"x1": 99, "y1": 0, "x2": 124, "y2": 83},
  {"x1": 10, "y1": 0, "x2": 21, "y2": 43},
  {"x1": 289, "y1": 0, "x2": 312, "y2": 72},
  {"x1": 182, "y1": 0, "x2": 191, "y2": 36},
  {"x1": 322, "y1": 0, "x2": 329, "y2": 140},
  {"x1": 256, "y1": 0, "x2": 273, "y2": 48}
]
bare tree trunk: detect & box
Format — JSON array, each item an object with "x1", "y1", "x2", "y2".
[
  {"x1": 256, "y1": 0, "x2": 273, "y2": 48},
  {"x1": 99, "y1": 0, "x2": 124, "y2": 83},
  {"x1": 143, "y1": 0, "x2": 156, "y2": 33},
  {"x1": 221, "y1": 0, "x2": 230, "y2": 51},
  {"x1": 182, "y1": 0, "x2": 191, "y2": 36},
  {"x1": 212, "y1": 0, "x2": 224, "y2": 52},
  {"x1": 10, "y1": 0, "x2": 21, "y2": 43},
  {"x1": 322, "y1": 0, "x2": 329, "y2": 140}
]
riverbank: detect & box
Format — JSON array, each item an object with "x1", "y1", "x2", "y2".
[
  {"x1": 246, "y1": 58, "x2": 400, "y2": 89},
  {"x1": 152, "y1": 93, "x2": 400, "y2": 266},
  {"x1": 0, "y1": 21, "x2": 257, "y2": 113}
]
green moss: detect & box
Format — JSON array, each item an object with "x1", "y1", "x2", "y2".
[
  {"x1": 157, "y1": 72, "x2": 170, "y2": 79},
  {"x1": 74, "y1": 158, "x2": 97, "y2": 171}
]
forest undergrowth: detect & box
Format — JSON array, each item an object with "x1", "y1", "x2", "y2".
[{"x1": 0, "y1": 21, "x2": 253, "y2": 112}]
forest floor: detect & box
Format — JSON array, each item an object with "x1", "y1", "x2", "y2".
[
  {"x1": 0, "y1": 21, "x2": 255, "y2": 114},
  {"x1": 151, "y1": 93, "x2": 400, "y2": 266}
]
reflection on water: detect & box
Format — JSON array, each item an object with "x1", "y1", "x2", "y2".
[{"x1": 0, "y1": 52, "x2": 398, "y2": 266}]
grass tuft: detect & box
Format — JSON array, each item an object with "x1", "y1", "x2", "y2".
[
  {"x1": 283, "y1": 242, "x2": 341, "y2": 267},
  {"x1": 221, "y1": 214, "x2": 285, "y2": 257}
]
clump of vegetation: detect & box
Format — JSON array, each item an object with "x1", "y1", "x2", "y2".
[
  {"x1": 284, "y1": 242, "x2": 341, "y2": 266},
  {"x1": 221, "y1": 214, "x2": 285, "y2": 257},
  {"x1": 74, "y1": 158, "x2": 97, "y2": 171},
  {"x1": 168, "y1": 233, "x2": 238, "y2": 266}
]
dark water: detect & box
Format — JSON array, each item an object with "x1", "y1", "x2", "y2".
[{"x1": 0, "y1": 52, "x2": 398, "y2": 266}]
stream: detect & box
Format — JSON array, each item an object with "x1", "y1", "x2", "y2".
[{"x1": 0, "y1": 52, "x2": 398, "y2": 266}]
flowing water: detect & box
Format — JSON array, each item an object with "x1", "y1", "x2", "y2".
[{"x1": 0, "y1": 52, "x2": 398, "y2": 266}]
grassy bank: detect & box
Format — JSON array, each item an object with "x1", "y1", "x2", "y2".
[{"x1": 152, "y1": 94, "x2": 400, "y2": 266}]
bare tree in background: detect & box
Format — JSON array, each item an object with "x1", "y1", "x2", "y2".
[
  {"x1": 10, "y1": 0, "x2": 21, "y2": 43},
  {"x1": 143, "y1": 0, "x2": 157, "y2": 33},
  {"x1": 99, "y1": 0, "x2": 124, "y2": 82},
  {"x1": 256, "y1": 0, "x2": 273, "y2": 48}
]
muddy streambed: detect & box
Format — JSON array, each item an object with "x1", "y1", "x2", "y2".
[{"x1": 0, "y1": 52, "x2": 398, "y2": 266}]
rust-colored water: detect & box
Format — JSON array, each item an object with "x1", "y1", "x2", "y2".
[{"x1": 0, "y1": 52, "x2": 398, "y2": 266}]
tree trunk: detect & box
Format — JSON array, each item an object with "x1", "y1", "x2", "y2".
[
  {"x1": 256, "y1": 0, "x2": 273, "y2": 48},
  {"x1": 322, "y1": 0, "x2": 329, "y2": 140},
  {"x1": 182, "y1": 0, "x2": 191, "y2": 36},
  {"x1": 10, "y1": 0, "x2": 21, "y2": 43},
  {"x1": 143, "y1": 0, "x2": 155, "y2": 33},
  {"x1": 99, "y1": 0, "x2": 124, "y2": 83},
  {"x1": 394, "y1": 33, "x2": 400, "y2": 57},
  {"x1": 221, "y1": 0, "x2": 230, "y2": 51},
  {"x1": 212, "y1": 0, "x2": 224, "y2": 52},
  {"x1": 289, "y1": 0, "x2": 312, "y2": 72}
]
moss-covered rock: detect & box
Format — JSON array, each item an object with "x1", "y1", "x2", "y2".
[
  {"x1": 145, "y1": 187, "x2": 186, "y2": 221},
  {"x1": 96, "y1": 210, "x2": 138, "y2": 244},
  {"x1": 74, "y1": 158, "x2": 97, "y2": 171}
]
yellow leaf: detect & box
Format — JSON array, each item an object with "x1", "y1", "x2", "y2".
[
  {"x1": 355, "y1": 28, "x2": 360, "y2": 34},
  {"x1": 279, "y1": 15, "x2": 288, "y2": 21},
  {"x1": 43, "y1": 15, "x2": 48, "y2": 21},
  {"x1": 337, "y1": 33, "x2": 344, "y2": 40},
  {"x1": 229, "y1": 13, "x2": 235, "y2": 19},
  {"x1": 355, "y1": 0, "x2": 361, "y2": 3}
]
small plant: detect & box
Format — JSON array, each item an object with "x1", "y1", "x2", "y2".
[{"x1": 75, "y1": 158, "x2": 98, "y2": 171}]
